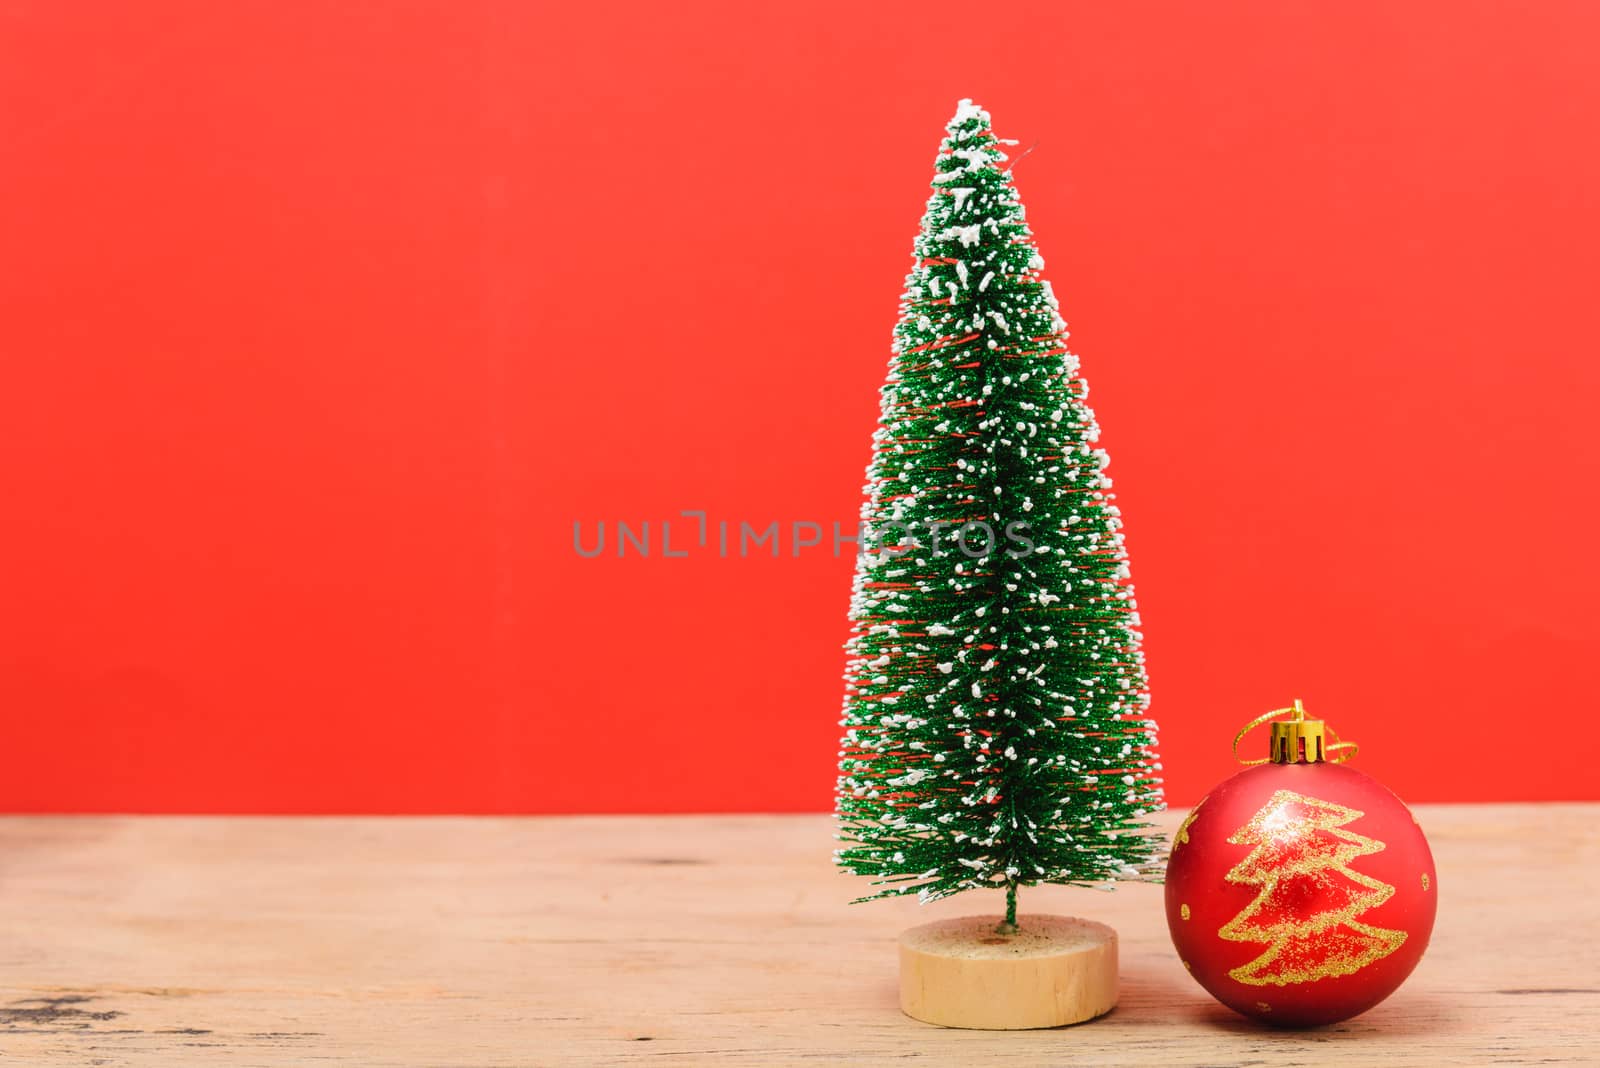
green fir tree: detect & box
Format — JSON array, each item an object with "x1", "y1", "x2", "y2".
[{"x1": 835, "y1": 100, "x2": 1164, "y2": 929}]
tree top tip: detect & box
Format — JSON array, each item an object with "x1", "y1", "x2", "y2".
[{"x1": 950, "y1": 99, "x2": 989, "y2": 128}]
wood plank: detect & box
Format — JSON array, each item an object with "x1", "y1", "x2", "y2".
[{"x1": 0, "y1": 805, "x2": 1595, "y2": 1065}]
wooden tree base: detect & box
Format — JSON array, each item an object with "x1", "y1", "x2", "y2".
[{"x1": 898, "y1": 914, "x2": 1118, "y2": 1030}]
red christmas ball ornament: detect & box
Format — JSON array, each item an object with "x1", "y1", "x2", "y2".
[{"x1": 1166, "y1": 701, "x2": 1436, "y2": 1028}]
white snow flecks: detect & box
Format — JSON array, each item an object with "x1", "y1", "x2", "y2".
[
  {"x1": 944, "y1": 224, "x2": 982, "y2": 247},
  {"x1": 949, "y1": 149, "x2": 992, "y2": 172}
]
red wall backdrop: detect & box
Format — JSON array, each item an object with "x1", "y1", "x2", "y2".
[{"x1": 3, "y1": 2, "x2": 1597, "y2": 812}]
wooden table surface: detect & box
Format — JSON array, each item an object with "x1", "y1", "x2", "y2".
[{"x1": 1, "y1": 805, "x2": 1595, "y2": 1066}]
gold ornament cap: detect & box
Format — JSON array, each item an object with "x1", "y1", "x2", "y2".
[
  {"x1": 1268, "y1": 700, "x2": 1326, "y2": 764},
  {"x1": 1232, "y1": 699, "x2": 1357, "y2": 766}
]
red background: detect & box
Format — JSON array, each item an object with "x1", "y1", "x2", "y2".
[{"x1": 3, "y1": 3, "x2": 1596, "y2": 812}]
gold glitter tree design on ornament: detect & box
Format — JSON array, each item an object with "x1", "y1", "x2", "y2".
[{"x1": 1220, "y1": 790, "x2": 1406, "y2": 986}]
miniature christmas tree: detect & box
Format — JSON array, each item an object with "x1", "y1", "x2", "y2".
[
  {"x1": 1220, "y1": 791, "x2": 1407, "y2": 985},
  {"x1": 835, "y1": 100, "x2": 1164, "y2": 932}
]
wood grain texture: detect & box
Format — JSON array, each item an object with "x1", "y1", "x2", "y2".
[{"x1": 0, "y1": 805, "x2": 1595, "y2": 1066}]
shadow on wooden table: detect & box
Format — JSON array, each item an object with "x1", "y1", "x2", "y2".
[
  {"x1": 1183, "y1": 991, "x2": 1465, "y2": 1037},
  {"x1": 0, "y1": 815, "x2": 124, "y2": 873}
]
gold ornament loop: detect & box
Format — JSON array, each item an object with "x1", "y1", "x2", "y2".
[
  {"x1": 1324, "y1": 727, "x2": 1358, "y2": 764},
  {"x1": 1232, "y1": 699, "x2": 1358, "y2": 766},
  {"x1": 1231, "y1": 707, "x2": 1291, "y2": 766}
]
